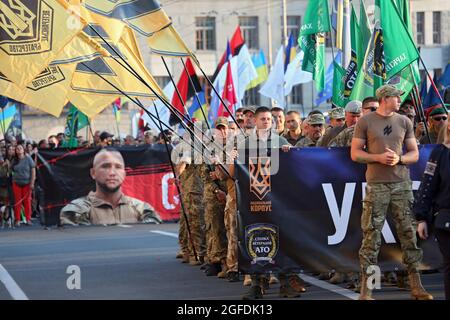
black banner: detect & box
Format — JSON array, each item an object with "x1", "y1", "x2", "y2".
[
  {"x1": 36, "y1": 145, "x2": 180, "y2": 225},
  {"x1": 236, "y1": 145, "x2": 441, "y2": 273}
]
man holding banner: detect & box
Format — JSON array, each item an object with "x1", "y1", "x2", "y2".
[{"x1": 351, "y1": 84, "x2": 433, "y2": 300}]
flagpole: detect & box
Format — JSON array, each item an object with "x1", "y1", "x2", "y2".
[
  {"x1": 160, "y1": 56, "x2": 192, "y2": 123},
  {"x1": 77, "y1": 62, "x2": 234, "y2": 180},
  {"x1": 113, "y1": 104, "x2": 121, "y2": 142},
  {"x1": 409, "y1": 65, "x2": 432, "y2": 144},
  {"x1": 194, "y1": 62, "x2": 245, "y2": 135},
  {"x1": 151, "y1": 100, "x2": 199, "y2": 262},
  {"x1": 180, "y1": 58, "x2": 211, "y2": 129}
]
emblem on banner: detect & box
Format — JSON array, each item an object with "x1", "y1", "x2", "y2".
[
  {"x1": 0, "y1": 0, "x2": 53, "y2": 55},
  {"x1": 249, "y1": 157, "x2": 271, "y2": 200},
  {"x1": 245, "y1": 224, "x2": 279, "y2": 266},
  {"x1": 28, "y1": 66, "x2": 66, "y2": 90}
]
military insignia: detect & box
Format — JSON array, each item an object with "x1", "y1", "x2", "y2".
[
  {"x1": 245, "y1": 224, "x2": 279, "y2": 266},
  {"x1": 0, "y1": 0, "x2": 54, "y2": 55},
  {"x1": 249, "y1": 157, "x2": 271, "y2": 201},
  {"x1": 424, "y1": 161, "x2": 437, "y2": 176}
]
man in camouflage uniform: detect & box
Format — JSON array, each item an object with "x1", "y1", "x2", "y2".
[
  {"x1": 295, "y1": 113, "x2": 326, "y2": 148},
  {"x1": 329, "y1": 101, "x2": 362, "y2": 148},
  {"x1": 174, "y1": 130, "x2": 207, "y2": 265},
  {"x1": 351, "y1": 84, "x2": 433, "y2": 300},
  {"x1": 317, "y1": 107, "x2": 345, "y2": 146},
  {"x1": 200, "y1": 117, "x2": 229, "y2": 276}
]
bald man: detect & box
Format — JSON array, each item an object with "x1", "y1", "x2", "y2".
[{"x1": 60, "y1": 148, "x2": 161, "y2": 226}]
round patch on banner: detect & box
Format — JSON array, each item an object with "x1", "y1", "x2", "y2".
[{"x1": 245, "y1": 224, "x2": 279, "y2": 266}]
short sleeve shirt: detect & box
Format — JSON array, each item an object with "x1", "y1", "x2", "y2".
[{"x1": 353, "y1": 112, "x2": 415, "y2": 183}]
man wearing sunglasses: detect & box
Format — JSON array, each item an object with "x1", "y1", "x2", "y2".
[
  {"x1": 419, "y1": 105, "x2": 448, "y2": 145},
  {"x1": 361, "y1": 97, "x2": 379, "y2": 116}
]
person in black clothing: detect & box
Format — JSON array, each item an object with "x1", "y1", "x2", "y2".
[{"x1": 413, "y1": 118, "x2": 450, "y2": 300}]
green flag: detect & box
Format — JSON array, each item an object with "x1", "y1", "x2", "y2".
[
  {"x1": 298, "y1": 0, "x2": 330, "y2": 92},
  {"x1": 343, "y1": 6, "x2": 361, "y2": 98},
  {"x1": 377, "y1": 0, "x2": 419, "y2": 80},
  {"x1": 359, "y1": 0, "x2": 372, "y2": 65},
  {"x1": 63, "y1": 104, "x2": 89, "y2": 148},
  {"x1": 332, "y1": 61, "x2": 347, "y2": 108}
]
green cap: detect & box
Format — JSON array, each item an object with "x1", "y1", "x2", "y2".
[
  {"x1": 329, "y1": 108, "x2": 345, "y2": 119},
  {"x1": 214, "y1": 117, "x2": 229, "y2": 128},
  {"x1": 307, "y1": 113, "x2": 325, "y2": 125}
]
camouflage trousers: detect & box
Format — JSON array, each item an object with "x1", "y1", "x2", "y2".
[
  {"x1": 359, "y1": 181, "x2": 422, "y2": 274},
  {"x1": 178, "y1": 204, "x2": 189, "y2": 254},
  {"x1": 204, "y1": 195, "x2": 227, "y2": 264},
  {"x1": 224, "y1": 192, "x2": 238, "y2": 273},
  {"x1": 181, "y1": 192, "x2": 206, "y2": 259}
]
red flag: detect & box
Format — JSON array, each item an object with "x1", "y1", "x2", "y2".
[
  {"x1": 170, "y1": 58, "x2": 202, "y2": 124},
  {"x1": 211, "y1": 26, "x2": 244, "y2": 81},
  {"x1": 219, "y1": 60, "x2": 237, "y2": 117}
]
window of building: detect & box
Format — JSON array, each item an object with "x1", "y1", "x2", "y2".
[
  {"x1": 281, "y1": 16, "x2": 301, "y2": 43},
  {"x1": 288, "y1": 84, "x2": 303, "y2": 105},
  {"x1": 195, "y1": 17, "x2": 216, "y2": 50},
  {"x1": 416, "y1": 12, "x2": 424, "y2": 45},
  {"x1": 432, "y1": 11, "x2": 441, "y2": 44},
  {"x1": 244, "y1": 85, "x2": 260, "y2": 106},
  {"x1": 239, "y1": 16, "x2": 259, "y2": 49}
]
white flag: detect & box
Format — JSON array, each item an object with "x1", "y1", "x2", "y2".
[
  {"x1": 284, "y1": 50, "x2": 313, "y2": 96},
  {"x1": 259, "y1": 46, "x2": 285, "y2": 108},
  {"x1": 236, "y1": 44, "x2": 258, "y2": 101},
  {"x1": 143, "y1": 82, "x2": 173, "y2": 132}
]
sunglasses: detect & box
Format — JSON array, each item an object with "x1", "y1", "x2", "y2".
[
  {"x1": 363, "y1": 107, "x2": 377, "y2": 112},
  {"x1": 431, "y1": 116, "x2": 448, "y2": 121}
]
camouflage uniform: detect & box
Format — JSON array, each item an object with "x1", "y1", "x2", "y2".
[
  {"x1": 329, "y1": 126, "x2": 355, "y2": 147},
  {"x1": 180, "y1": 164, "x2": 206, "y2": 260},
  {"x1": 359, "y1": 181, "x2": 422, "y2": 273},
  {"x1": 200, "y1": 163, "x2": 228, "y2": 264},
  {"x1": 295, "y1": 136, "x2": 318, "y2": 148},
  {"x1": 224, "y1": 180, "x2": 238, "y2": 273}
]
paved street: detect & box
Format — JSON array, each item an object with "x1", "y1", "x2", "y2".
[{"x1": 0, "y1": 222, "x2": 445, "y2": 300}]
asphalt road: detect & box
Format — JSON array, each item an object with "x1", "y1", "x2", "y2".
[{"x1": 0, "y1": 222, "x2": 445, "y2": 300}]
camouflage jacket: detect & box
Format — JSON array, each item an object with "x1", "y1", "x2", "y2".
[
  {"x1": 295, "y1": 136, "x2": 318, "y2": 148},
  {"x1": 329, "y1": 126, "x2": 355, "y2": 147},
  {"x1": 60, "y1": 192, "x2": 162, "y2": 226}
]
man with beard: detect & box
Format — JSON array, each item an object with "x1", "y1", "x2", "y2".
[
  {"x1": 60, "y1": 149, "x2": 161, "y2": 226},
  {"x1": 295, "y1": 113, "x2": 326, "y2": 147}
]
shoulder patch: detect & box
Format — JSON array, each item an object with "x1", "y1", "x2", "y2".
[{"x1": 424, "y1": 161, "x2": 437, "y2": 176}]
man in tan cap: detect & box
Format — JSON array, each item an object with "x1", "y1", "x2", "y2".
[
  {"x1": 295, "y1": 113, "x2": 325, "y2": 147},
  {"x1": 317, "y1": 108, "x2": 345, "y2": 146},
  {"x1": 351, "y1": 84, "x2": 433, "y2": 300},
  {"x1": 328, "y1": 101, "x2": 362, "y2": 148}
]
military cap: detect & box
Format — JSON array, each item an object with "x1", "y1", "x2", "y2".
[
  {"x1": 307, "y1": 113, "x2": 325, "y2": 125},
  {"x1": 329, "y1": 108, "x2": 345, "y2": 119},
  {"x1": 242, "y1": 106, "x2": 256, "y2": 114},
  {"x1": 344, "y1": 100, "x2": 362, "y2": 114},
  {"x1": 375, "y1": 84, "x2": 404, "y2": 99},
  {"x1": 214, "y1": 116, "x2": 229, "y2": 128}
]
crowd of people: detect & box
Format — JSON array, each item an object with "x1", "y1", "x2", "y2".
[{"x1": 172, "y1": 84, "x2": 449, "y2": 300}]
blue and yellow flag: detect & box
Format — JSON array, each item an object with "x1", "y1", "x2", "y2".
[
  {"x1": 0, "y1": 102, "x2": 16, "y2": 135},
  {"x1": 247, "y1": 50, "x2": 268, "y2": 90},
  {"x1": 0, "y1": 0, "x2": 87, "y2": 87}
]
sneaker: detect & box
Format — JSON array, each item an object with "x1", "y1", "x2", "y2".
[
  {"x1": 14, "y1": 221, "x2": 20, "y2": 228},
  {"x1": 242, "y1": 285, "x2": 263, "y2": 300},
  {"x1": 227, "y1": 272, "x2": 240, "y2": 282},
  {"x1": 26, "y1": 220, "x2": 33, "y2": 226},
  {"x1": 279, "y1": 284, "x2": 301, "y2": 298},
  {"x1": 243, "y1": 274, "x2": 252, "y2": 286}
]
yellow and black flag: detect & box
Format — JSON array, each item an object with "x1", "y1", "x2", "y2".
[
  {"x1": 0, "y1": 0, "x2": 87, "y2": 87},
  {"x1": 82, "y1": 0, "x2": 193, "y2": 58}
]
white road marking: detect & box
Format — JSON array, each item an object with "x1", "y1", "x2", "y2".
[
  {"x1": 298, "y1": 273, "x2": 359, "y2": 300},
  {"x1": 116, "y1": 224, "x2": 133, "y2": 228},
  {"x1": 0, "y1": 264, "x2": 29, "y2": 300},
  {"x1": 150, "y1": 230, "x2": 178, "y2": 238}
]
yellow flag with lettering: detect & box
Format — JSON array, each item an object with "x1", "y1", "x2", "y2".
[
  {"x1": 0, "y1": 64, "x2": 76, "y2": 117},
  {"x1": 0, "y1": 0, "x2": 86, "y2": 87},
  {"x1": 67, "y1": 92, "x2": 119, "y2": 119}
]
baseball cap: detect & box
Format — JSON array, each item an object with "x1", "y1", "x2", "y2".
[
  {"x1": 242, "y1": 106, "x2": 256, "y2": 114},
  {"x1": 375, "y1": 84, "x2": 404, "y2": 99},
  {"x1": 344, "y1": 100, "x2": 362, "y2": 114},
  {"x1": 329, "y1": 108, "x2": 345, "y2": 119},
  {"x1": 99, "y1": 131, "x2": 114, "y2": 140},
  {"x1": 307, "y1": 113, "x2": 325, "y2": 125},
  {"x1": 429, "y1": 106, "x2": 446, "y2": 117},
  {"x1": 214, "y1": 116, "x2": 229, "y2": 128}
]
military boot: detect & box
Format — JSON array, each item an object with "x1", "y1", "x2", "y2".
[
  {"x1": 269, "y1": 274, "x2": 279, "y2": 284},
  {"x1": 242, "y1": 285, "x2": 263, "y2": 300},
  {"x1": 205, "y1": 263, "x2": 221, "y2": 276},
  {"x1": 358, "y1": 274, "x2": 374, "y2": 300},
  {"x1": 217, "y1": 263, "x2": 228, "y2": 279},
  {"x1": 288, "y1": 274, "x2": 306, "y2": 293},
  {"x1": 279, "y1": 275, "x2": 301, "y2": 298},
  {"x1": 329, "y1": 272, "x2": 346, "y2": 284},
  {"x1": 243, "y1": 274, "x2": 252, "y2": 286},
  {"x1": 181, "y1": 253, "x2": 190, "y2": 263},
  {"x1": 408, "y1": 272, "x2": 433, "y2": 300}
]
